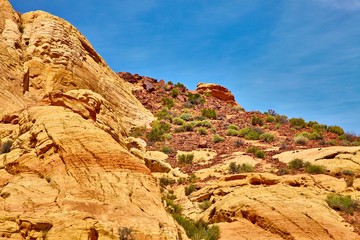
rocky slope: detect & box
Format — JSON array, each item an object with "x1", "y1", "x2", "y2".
[
  {"x1": 120, "y1": 72, "x2": 360, "y2": 239},
  {"x1": 0, "y1": 1, "x2": 182, "y2": 239}
]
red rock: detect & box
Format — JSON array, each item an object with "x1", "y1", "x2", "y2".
[
  {"x1": 198, "y1": 140, "x2": 208, "y2": 148},
  {"x1": 143, "y1": 80, "x2": 155, "y2": 92},
  {"x1": 196, "y1": 83, "x2": 238, "y2": 106}
]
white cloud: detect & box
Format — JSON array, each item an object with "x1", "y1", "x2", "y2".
[{"x1": 317, "y1": 0, "x2": 360, "y2": 10}]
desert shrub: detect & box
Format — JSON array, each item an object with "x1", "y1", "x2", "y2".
[
  {"x1": 185, "y1": 184, "x2": 196, "y2": 196},
  {"x1": 171, "y1": 88, "x2": 179, "y2": 98},
  {"x1": 239, "y1": 127, "x2": 263, "y2": 140},
  {"x1": 265, "y1": 115, "x2": 275, "y2": 123},
  {"x1": 326, "y1": 194, "x2": 358, "y2": 214},
  {"x1": 175, "y1": 82, "x2": 185, "y2": 88},
  {"x1": 129, "y1": 126, "x2": 147, "y2": 138},
  {"x1": 259, "y1": 133, "x2": 275, "y2": 142},
  {"x1": 251, "y1": 115, "x2": 264, "y2": 126},
  {"x1": 146, "y1": 121, "x2": 171, "y2": 142},
  {"x1": 188, "y1": 174, "x2": 197, "y2": 183},
  {"x1": 162, "y1": 97, "x2": 175, "y2": 109},
  {"x1": 180, "y1": 113, "x2": 193, "y2": 121},
  {"x1": 305, "y1": 163, "x2": 326, "y2": 174},
  {"x1": 255, "y1": 149, "x2": 265, "y2": 158},
  {"x1": 164, "y1": 198, "x2": 183, "y2": 214},
  {"x1": 119, "y1": 227, "x2": 134, "y2": 240},
  {"x1": 234, "y1": 139, "x2": 244, "y2": 147},
  {"x1": 246, "y1": 146, "x2": 259, "y2": 154},
  {"x1": 294, "y1": 135, "x2": 309, "y2": 145},
  {"x1": 198, "y1": 127, "x2": 208, "y2": 135},
  {"x1": 177, "y1": 153, "x2": 194, "y2": 164},
  {"x1": 228, "y1": 162, "x2": 253, "y2": 174},
  {"x1": 187, "y1": 93, "x2": 205, "y2": 106},
  {"x1": 167, "y1": 81, "x2": 174, "y2": 85},
  {"x1": 228, "y1": 124, "x2": 239, "y2": 130},
  {"x1": 288, "y1": 158, "x2": 304, "y2": 170},
  {"x1": 0, "y1": 140, "x2": 13, "y2": 154},
  {"x1": 275, "y1": 114, "x2": 289, "y2": 124},
  {"x1": 172, "y1": 213, "x2": 220, "y2": 240},
  {"x1": 328, "y1": 125, "x2": 345, "y2": 135},
  {"x1": 226, "y1": 129, "x2": 239, "y2": 136},
  {"x1": 194, "y1": 120, "x2": 212, "y2": 128},
  {"x1": 175, "y1": 123, "x2": 194, "y2": 132},
  {"x1": 342, "y1": 169, "x2": 354, "y2": 176},
  {"x1": 201, "y1": 108, "x2": 217, "y2": 119},
  {"x1": 199, "y1": 200, "x2": 211, "y2": 211},
  {"x1": 173, "y1": 117, "x2": 185, "y2": 125},
  {"x1": 156, "y1": 107, "x2": 172, "y2": 120},
  {"x1": 309, "y1": 131, "x2": 323, "y2": 140},
  {"x1": 164, "y1": 133, "x2": 172, "y2": 140},
  {"x1": 162, "y1": 146, "x2": 172, "y2": 154},
  {"x1": 312, "y1": 123, "x2": 328, "y2": 132},
  {"x1": 213, "y1": 134, "x2": 224, "y2": 143},
  {"x1": 267, "y1": 109, "x2": 277, "y2": 116},
  {"x1": 159, "y1": 176, "x2": 175, "y2": 186},
  {"x1": 289, "y1": 118, "x2": 306, "y2": 129},
  {"x1": 279, "y1": 141, "x2": 288, "y2": 150}
]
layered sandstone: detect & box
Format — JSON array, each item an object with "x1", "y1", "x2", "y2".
[
  {"x1": 196, "y1": 83, "x2": 238, "y2": 106},
  {"x1": 0, "y1": 1, "x2": 181, "y2": 239}
]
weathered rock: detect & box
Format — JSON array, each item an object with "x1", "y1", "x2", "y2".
[
  {"x1": 274, "y1": 146, "x2": 360, "y2": 173},
  {"x1": 196, "y1": 82, "x2": 238, "y2": 106},
  {"x1": 145, "y1": 151, "x2": 172, "y2": 173}
]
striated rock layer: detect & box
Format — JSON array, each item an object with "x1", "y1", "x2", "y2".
[{"x1": 0, "y1": 0, "x2": 180, "y2": 239}]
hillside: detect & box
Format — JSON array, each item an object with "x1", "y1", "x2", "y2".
[
  {"x1": 0, "y1": 0, "x2": 359, "y2": 239},
  {"x1": 120, "y1": 71, "x2": 360, "y2": 239}
]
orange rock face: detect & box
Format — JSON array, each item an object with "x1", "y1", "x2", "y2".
[
  {"x1": 196, "y1": 83, "x2": 238, "y2": 106},
  {"x1": 0, "y1": 1, "x2": 180, "y2": 239}
]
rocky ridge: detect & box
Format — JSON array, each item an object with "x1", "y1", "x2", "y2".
[{"x1": 121, "y1": 71, "x2": 360, "y2": 239}]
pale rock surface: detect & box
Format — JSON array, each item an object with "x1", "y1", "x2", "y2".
[{"x1": 274, "y1": 146, "x2": 360, "y2": 173}]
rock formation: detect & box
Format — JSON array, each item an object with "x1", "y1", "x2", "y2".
[
  {"x1": 0, "y1": 1, "x2": 181, "y2": 239},
  {"x1": 196, "y1": 83, "x2": 238, "y2": 106}
]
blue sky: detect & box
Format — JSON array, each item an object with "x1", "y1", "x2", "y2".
[{"x1": 10, "y1": 0, "x2": 360, "y2": 134}]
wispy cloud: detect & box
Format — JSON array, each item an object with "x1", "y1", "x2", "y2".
[{"x1": 317, "y1": 0, "x2": 360, "y2": 11}]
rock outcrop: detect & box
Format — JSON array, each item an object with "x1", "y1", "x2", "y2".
[
  {"x1": 196, "y1": 83, "x2": 238, "y2": 106},
  {"x1": 0, "y1": 1, "x2": 180, "y2": 239}
]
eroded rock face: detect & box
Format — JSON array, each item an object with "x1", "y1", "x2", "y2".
[
  {"x1": 196, "y1": 83, "x2": 238, "y2": 106},
  {"x1": 0, "y1": 1, "x2": 179, "y2": 239},
  {"x1": 187, "y1": 173, "x2": 360, "y2": 240}
]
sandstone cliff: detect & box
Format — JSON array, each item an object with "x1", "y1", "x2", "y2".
[{"x1": 0, "y1": 1, "x2": 182, "y2": 239}]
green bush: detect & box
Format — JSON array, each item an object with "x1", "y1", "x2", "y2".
[
  {"x1": 194, "y1": 120, "x2": 212, "y2": 128},
  {"x1": 175, "y1": 82, "x2": 185, "y2": 88},
  {"x1": 213, "y1": 134, "x2": 224, "y2": 143},
  {"x1": 198, "y1": 127, "x2": 208, "y2": 135},
  {"x1": 180, "y1": 113, "x2": 193, "y2": 121},
  {"x1": 305, "y1": 163, "x2": 326, "y2": 174},
  {"x1": 119, "y1": 227, "x2": 134, "y2": 240},
  {"x1": 173, "y1": 117, "x2": 185, "y2": 125},
  {"x1": 146, "y1": 121, "x2": 171, "y2": 142},
  {"x1": 177, "y1": 153, "x2": 194, "y2": 164},
  {"x1": 259, "y1": 133, "x2": 275, "y2": 142},
  {"x1": 226, "y1": 129, "x2": 239, "y2": 136},
  {"x1": 289, "y1": 118, "x2": 306, "y2": 129},
  {"x1": 162, "y1": 146, "x2": 172, "y2": 154},
  {"x1": 328, "y1": 125, "x2": 345, "y2": 135},
  {"x1": 326, "y1": 194, "x2": 358, "y2": 214},
  {"x1": 0, "y1": 140, "x2": 13, "y2": 154},
  {"x1": 275, "y1": 115, "x2": 288, "y2": 124},
  {"x1": 156, "y1": 107, "x2": 172, "y2": 120},
  {"x1": 239, "y1": 127, "x2": 263, "y2": 140},
  {"x1": 171, "y1": 88, "x2": 179, "y2": 98},
  {"x1": 288, "y1": 158, "x2": 304, "y2": 170},
  {"x1": 199, "y1": 200, "x2": 212, "y2": 211},
  {"x1": 294, "y1": 135, "x2": 309, "y2": 145},
  {"x1": 187, "y1": 93, "x2": 205, "y2": 106},
  {"x1": 255, "y1": 149, "x2": 265, "y2": 158},
  {"x1": 162, "y1": 97, "x2": 175, "y2": 109},
  {"x1": 342, "y1": 169, "x2": 354, "y2": 176},
  {"x1": 265, "y1": 116, "x2": 275, "y2": 123},
  {"x1": 185, "y1": 184, "x2": 196, "y2": 196},
  {"x1": 228, "y1": 124, "x2": 239, "y2": 130},
  {"x1": 172, "y1": 213, "x2": 220, "y2": 240},
  {"x1": 234, "y1": 139, "x2": 244, "y2": 147},
  {"x1": 228, "y1": 162, "x2": 254, "y2": 174},
  {"x1": 129, "y1": 126, "x2": 147, "y2": 138},
  {"x1": 201, "y1": 108, "x2": 217, "y2": 119},
  {"x1": 251, "y1": 115, "x2": 264, "y2": 126},
  {"x1": 246, "y1": 146, "x2": 259, "y2": 154},
  {"x1": 159, "y1": 176, "x2": 175, "y2": 186},
  {"x1": 175, "y1": 123, "x2": 194, "y2": 132}
]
